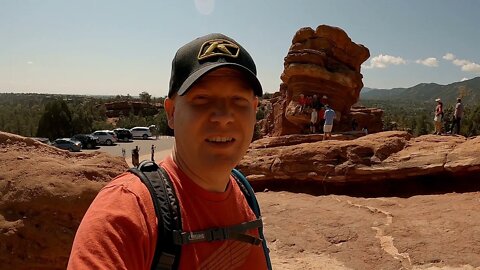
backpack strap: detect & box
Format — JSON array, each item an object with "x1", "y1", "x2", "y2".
[
  {"x1": 232, "y1": 169, "x2": 273, "y2": 270},
  {"x1": 128, "y1": 160, "x2": 182, "y2": 270},
  {"x1": 172, "y1": 218, "x2": 263, "y2": 246}
]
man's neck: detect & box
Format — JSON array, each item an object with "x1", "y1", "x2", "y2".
[{"x1": 171, "y1": 151, "x2": 231, "y2": 193}]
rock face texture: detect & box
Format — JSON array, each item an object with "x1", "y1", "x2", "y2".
[
  {"x1": 0, "y1": 132, "x2": 128, "y2": 270},
  {"x1": 1, "y1": 131, "x2": 480, "y2": 269},
  {"x1": 270, "y1": 25, "x2": 377, "y2": 135},
  {"x1": 238, "y1": 131, "x2": 480, "y2": 184}
]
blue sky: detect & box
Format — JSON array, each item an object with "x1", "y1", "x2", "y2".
[{"x1": 1, "y1": 0, "x2": 479, "y2": 96}]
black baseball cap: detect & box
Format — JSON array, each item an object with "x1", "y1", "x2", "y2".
[{"x1": 168, "y1": 33, "x2": 263, "y2": 98}]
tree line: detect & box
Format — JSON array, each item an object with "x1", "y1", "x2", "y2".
[
  {"x1": 0, "y1": 93, "x2": 171, "y2": 140},
  {"x1": 1, "y1": 93, "x2": 479, "y2": 140}
]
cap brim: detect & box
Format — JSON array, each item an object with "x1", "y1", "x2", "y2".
[{"x1": 177, "y1": 63, "x2": 263, "y2": 97}]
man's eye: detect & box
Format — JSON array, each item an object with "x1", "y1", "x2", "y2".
[
  {"x1": 233, "y1": 97, "x2": 249, "y2": 105},
  {"x1": 193, "y1": 96, "x2": 209, "y2": 103}
]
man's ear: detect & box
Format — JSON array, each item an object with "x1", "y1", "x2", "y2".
[
  {"x1": 252, "y1": 96, "x2": 259, "y2": 112},
  {"x1": 164, "y1": 97, "x2": 175, "y2": 129}
]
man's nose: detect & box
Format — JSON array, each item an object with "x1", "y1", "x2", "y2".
[{"x1": 210, "y1": 100, "x2": 234, "y2": 125}]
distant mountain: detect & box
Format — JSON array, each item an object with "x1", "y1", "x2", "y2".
[{"x1": 360, "y1": 77, "x2": 480, "y2": 105}]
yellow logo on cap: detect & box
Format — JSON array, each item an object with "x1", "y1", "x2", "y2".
[{"x1": 198, "y1": 39, "x2": 240, "y2": 60}]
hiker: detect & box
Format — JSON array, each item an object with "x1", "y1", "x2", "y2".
[
  {"x1": 450, "y1": 97, "x2": 464, "y2": 135},
  {"x1": 132, "y1": 145, "x2": 140, "y2": 167},
  {"x1": 312, "y1": 94, "x2": 322, "y2": 111},
  {"x1": 150, "y1": 144, "x2": 155, "y2": 161},
  {"x1": 433, "y1": 98, "x2": 444, "y2": 135},
  {"x1": 323, "y1": 104, "x2": 336, "y2": 140},
  {"x1": 68, "y1": 33, "x2": 271, "y2": 269},
  {"x1": 294, "y1": 93, "x2": 306, "y2": 115},
  {"x1": 310, "y1": 108, "x2": 318, "y2": 133},
  {"x1": 318, "y1": 103, "x2": 326, "y2": 133},
  {"x1": 351, "y1": 118, "x2": 358, "y2": 131}
]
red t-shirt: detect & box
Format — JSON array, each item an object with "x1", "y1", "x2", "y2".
[{"x1": 68, "y1": 155, "x2": 267, "y2": 270}]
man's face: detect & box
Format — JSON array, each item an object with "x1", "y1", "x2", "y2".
[{"x1": 165, "y1": 67, "x2": 258, "y2": 175}]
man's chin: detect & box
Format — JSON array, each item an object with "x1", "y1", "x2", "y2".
[{"x1": 203, "y1": 155, "x2": 241, "y2": 170}]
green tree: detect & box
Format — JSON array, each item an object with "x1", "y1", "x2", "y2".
[
  {"x1": 139, "y1": 91, "x2": 152, "y2": 104},
  {"x1": 37, "y1": 99, "x2": 73, "y2": 140},
  {"x1": 463, "y1": 104, "x2": 480, "y2": 136},
  {"x1": 414, "y1": 114, "x2": 429, "y2": 136}
]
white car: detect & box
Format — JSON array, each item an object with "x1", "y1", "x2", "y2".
[
  {"x1": 91, "y1": 130, "x2": 118, "y2": 145},
  {"x1": 130, "y1": 127, "x2": 152, "y2": 140}
]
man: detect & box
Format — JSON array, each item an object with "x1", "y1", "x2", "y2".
[
  {"x1": 68, "y1": 33, "x2": 269, "y2": 269},
  {"x1": 450, "y1": 97, "x2": 464, "y2": 135},
  {"x1": 323, "y1": 104, "x2": 336, "y2": 140}
]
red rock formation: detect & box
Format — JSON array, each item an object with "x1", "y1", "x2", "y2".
[
  {"x1": 2, "y1": 131, "x2": 480, "y2": 269},
  {"x1": 271, "y1": 25, "x2": 378, "y2": 135},
  {"x1": 0, "y1": 132, "x2": 128, "y2": 269},
  {"x1": 238, "y1": 131, "x2": 480, "y2": 183}
]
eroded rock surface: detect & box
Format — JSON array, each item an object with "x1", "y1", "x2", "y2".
[
  {"x1": 0, "y1": 132, "x2": 128, "y2": 270},
  {"x1": 239, "y1": 131, "x2": 480, "y2": 183},
  {"x1": 2, "y1": 131, "x2": 479, "y2": 269}
]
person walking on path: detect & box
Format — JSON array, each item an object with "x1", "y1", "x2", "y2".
[
  {"x1": 131, "y1": 145, "x2": 140, "y2": 167},
  {"x1": 434, "y1": 98, "x2": 444, "y2": 135},
  {"x1": 323, "y1": 104, "x2": 336, "y2": 140},
  {"x1": 68, "y1": 33, "x2": 270, "y2": 270},
  {"x1": 450, "y1": 98, "x2": 464, "y2": 135}
]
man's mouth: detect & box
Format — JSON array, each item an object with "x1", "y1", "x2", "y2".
[{"x1": 206, "y1": 137, "x2": 235, "y2": 143}]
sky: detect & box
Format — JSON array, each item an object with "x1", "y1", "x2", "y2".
[{"x1": 1, "y1": 0, "x2": 480, "y2": 96}]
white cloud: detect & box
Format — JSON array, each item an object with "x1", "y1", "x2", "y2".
[
  {"x1": 363, "y1": 54, "x2": 406, "y2": 69},
  {"x1": 27, "y1": 61, "x2": 33, "y2": 65},
  {"x1": 415, "y1": 57, "x2": 438, "y2": 67},
  {"x1": 461, "y1": 62, "x2": 480, "y2": 73},
  {"x1": 443, "y1": 53, "x2": 480, "y2": 74},
  {"x1": 443, "y1": 53, "x2": 455, "y2": 61},
  {"x1": 452, "y1": 59, "x2": 471, "y2": 66}
]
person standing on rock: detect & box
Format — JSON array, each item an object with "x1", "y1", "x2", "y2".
[
  {"x1": 310, "y1": 107, "x2": 318, "y2": 133},
  {"x1": 68, "y1": 33, "x2": 271, "y2": 270},
  {"x1": 323, "y1": 104, "x2": 336, "y2": 140},
  {"x1": 294, "y1": 93, "x2": 306, "y2": 115},
  {"x1": 433, "y1": 98, "x2": 444, "y2": 135},
  {"x1": 450, "y1": 97, "x2": 464, "y2": 135}
]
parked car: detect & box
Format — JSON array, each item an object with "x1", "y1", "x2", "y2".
[
  {"x1": 130, "y1": 127, "x2": 152, "y2": 140},
  {"x1": 91, "y1": 130, "x2": 118, "y2": 146},
  {"x1": 52, "y1": 138, "x2": 82, "y2": 152},
  {"x1": 71, "y1": 134, "x2": 98, "y2": 149},
  {"x1": 113, "y1": 128, "x2": 133, "y2": 142}
]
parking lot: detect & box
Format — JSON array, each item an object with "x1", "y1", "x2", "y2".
[{"x1": 82, "y1": 136, "x2": 175, "y2": 165}]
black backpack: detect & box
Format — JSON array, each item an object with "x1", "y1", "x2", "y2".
[{"x1": 129, "y1": 160, "x2": 272, "y2": 270}]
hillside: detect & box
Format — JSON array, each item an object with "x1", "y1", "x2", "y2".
[{"x1": 361, "y1": 77, "x2": 480, "y2": 105}]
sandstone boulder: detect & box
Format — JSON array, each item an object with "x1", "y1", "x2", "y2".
[
  {"x1": 276, "y1": 25, "x2": 371, "y2": 135},
  {"x1": 0, "y1": 132, "x2": 128, "y2": 270}
]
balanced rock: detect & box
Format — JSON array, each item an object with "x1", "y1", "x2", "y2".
[{"x1": 269, "y1": 25, "x2": 378, "y2": 136}]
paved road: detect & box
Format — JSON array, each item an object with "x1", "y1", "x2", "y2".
[{"x1": 82, "y1": 136, "x2": 175, "y2": 164}]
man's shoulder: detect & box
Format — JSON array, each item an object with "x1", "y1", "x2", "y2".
[{"x1": 103, "y1": 171, "x2": 150, "y2": 197}]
